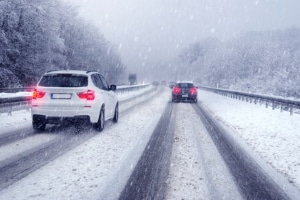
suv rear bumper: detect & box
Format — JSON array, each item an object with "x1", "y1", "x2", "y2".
[
  {"x1": 33, "y1": 114, "x2": 91, "y2": 124},
  {"x1": 31, "y1": 106, "x2": 99, "y2": 123}
]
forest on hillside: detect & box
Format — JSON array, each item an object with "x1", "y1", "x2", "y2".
[
  {"x1": 0, "y1": 0, "x2": 125, "y2": 88},
  {"x1": 179, "y1": 28, "x2": 300, "y2": 98}
]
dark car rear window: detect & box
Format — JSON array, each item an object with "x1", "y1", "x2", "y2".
[
  {"x1": 38, "y1": 74, "x2": 88, "y2": 87},
  {"x1": 177, "y1": 83, "x2": 194, "y2": 88}
]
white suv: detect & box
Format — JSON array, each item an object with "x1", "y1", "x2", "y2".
[{"x1": 31, "y1": 70, "x2": 118, "y2": 131}]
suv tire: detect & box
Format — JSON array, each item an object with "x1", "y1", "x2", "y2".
[
  {"x1": 94, "y1": 107, "x2": 105, "y2": 132},
  {"x1": 113, "y1": 104, "x2": 119, "y2": 123},
  {"x1": 32, "y1": 118, "x2": 46, "y2": 131}
]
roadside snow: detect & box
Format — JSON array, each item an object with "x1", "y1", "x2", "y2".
[
  {"x1": 198, "y1": 89, "x2": 300, "y2": 191},
  {"x1": 0, "y1": 109, "x2": 31, "y2": 128}
]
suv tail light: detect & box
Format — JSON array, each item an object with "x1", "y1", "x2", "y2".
[
  {"x1": 77, "y1": 90, "x2": 95, "y2": 100},
  {"x1": 32, "y1": 89, "x2": 46, "y2": 99},
  {"x1": 189, "y1": 87, "x2": 197, "y2": 95},
  {"x1": 173, "y1": 87, "x2": 181, "y2": 95}
]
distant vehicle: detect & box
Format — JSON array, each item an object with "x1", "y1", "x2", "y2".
[
  {"x1": 152, "y1": 81, "x2": 159, "y2": 85},
  {"x1": 169, "y1": 81, "x2": 176, "y2": 88},
  {"x1": 161, "y1": 80, "x2": 166, "y2": 85},
  {"x1": 31, "y1": 70, "x2": 119, "y2": 131},
  {"x1": 128, "y1": 74, "x2": 137, "y2": 85},
  {"x1": 172, "y1": 81, "x2": 198, "y2": 103}
]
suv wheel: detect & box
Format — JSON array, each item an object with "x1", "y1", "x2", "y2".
[
  {"x1": 32, "y1": 118, "x2": 46, "y2": 131},
  {"x1": 94, "y1": 107, "x2": 105, "y2": 131},
  {"x1": 113, "y1": 104, "x2": 119, "y2": 123}
]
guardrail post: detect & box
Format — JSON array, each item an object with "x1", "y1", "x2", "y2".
[
  {"x1": 290, "y1": 106, "x2": 293, "y2": 115},
  {"x1": 26, "y1": 101, "x2": 31, "y2": 112},
  {"x1": 8, "y1": 105, "x2": 12, "y2": 116}
]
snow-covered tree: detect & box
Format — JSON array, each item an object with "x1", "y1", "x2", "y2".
[
  {"x1": 0, "y1": 0, "x2": 125, "y2": 87},
  {"x1": 178, "y1": 28, "x2": 300, "y2": 98}
]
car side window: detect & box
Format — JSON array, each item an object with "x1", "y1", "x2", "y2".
[
  {"x1": 91, "y1": 74, "x2": 104, "y2": 89},
  {"x1": 99, "y1": 74, "x2": 109, "y2": 90}
]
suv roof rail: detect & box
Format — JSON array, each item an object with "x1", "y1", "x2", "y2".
[
  {"x1": 86, "y1": 70, "x2": 99, "y2": 74},
  {"x1": 44, "y1": 69, "x2": 99, "y2": 74},
  {"x1": 46, "y1": 70, "x2": 59, "y2": 73}
]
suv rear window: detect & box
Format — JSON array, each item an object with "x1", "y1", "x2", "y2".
[{"x1": 38, "y1": 74, "x2": 88, "y2": 87}]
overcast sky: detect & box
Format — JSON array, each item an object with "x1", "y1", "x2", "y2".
[{"x1": 64, "y1": 0, "x2": 300, "y2": 76}]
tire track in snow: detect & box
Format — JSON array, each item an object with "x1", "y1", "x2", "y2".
[{"x1": 165, "y1": 103, "x2": 241, "y2": 200}]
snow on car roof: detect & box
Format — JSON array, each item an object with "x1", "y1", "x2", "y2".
[
  {"x1": 176, "y1": 81, "x2": 194, "y2": 84},
  {"x1": 44, "y1": 70, "x2": 97, "y2": 75}
]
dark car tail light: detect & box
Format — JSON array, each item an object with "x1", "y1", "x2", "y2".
[
  {"x1": 189, "y1": 87, "x2": 197, "y2": 95},
  {"x1": 32, "y1": 89, "x2": 46, "y2": 99},
  {"x1": 173, "y1": 86, "x2": 181, "y2": 95},
  {"x1": 77, "y1": 90, "x2": 95, "y2": 100}
]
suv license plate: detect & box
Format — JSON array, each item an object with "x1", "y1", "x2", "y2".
[
  {"x1": 182, "y1": 94, "x2": 188, "y2": 97},
  {"x1": 51, "y1": 93, "x2": 72, "y2": 99}
]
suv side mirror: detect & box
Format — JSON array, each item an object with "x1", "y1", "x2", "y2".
[{"x1": 110, "y1": 84, "x2": 117, "y2": 91}]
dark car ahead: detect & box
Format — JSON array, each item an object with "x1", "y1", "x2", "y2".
[{"x1": 172, "y1": 82, "x2": 198, "y2": 103}]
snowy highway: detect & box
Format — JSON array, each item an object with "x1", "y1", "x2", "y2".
[
  {"x1": 0, "y1": 86, "x2": 300, "y2": 199},
  {"x1": 2, "y1": 1, "x2": 300, "y2": 199}
]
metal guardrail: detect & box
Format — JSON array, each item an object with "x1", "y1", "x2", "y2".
[
  {"x1": 115, "y1": 84, "x2": 151, "y2": 93},
  {"x1": 0, "y1": 87, "x2": 34, "y2": 93},
  {"x1": 0, "y1": 87, "x2": 33, "y2": 104},
  {"x1": 200, "y1": 86, "x2": 300, "y2": 115}
]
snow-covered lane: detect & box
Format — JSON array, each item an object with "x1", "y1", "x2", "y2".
[
  {"x1": 0, "y1": 134, "x2": 57, "y2": 163},
  {"x1": 0, "y1": 87, "x2": 169, "y2": 200},
  {"x1": 165, "y1": 103, "x2": 242, "y2": 200}
]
